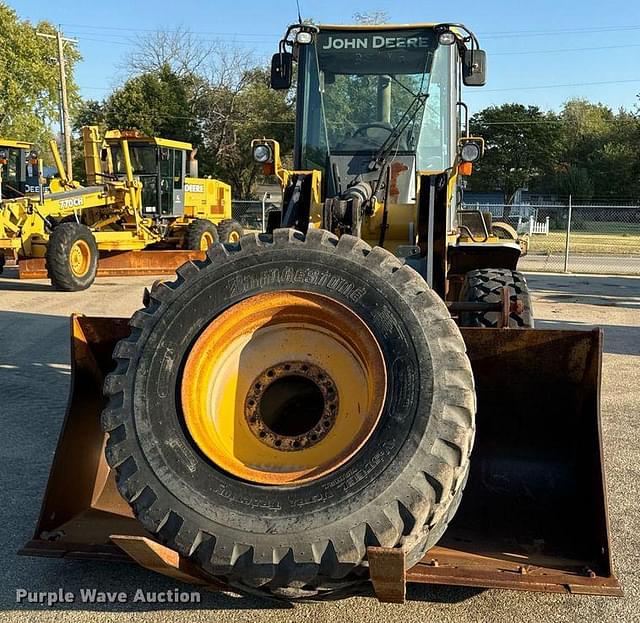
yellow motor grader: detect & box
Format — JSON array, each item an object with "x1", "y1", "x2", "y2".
[
  {"x1": 0, "y1": 127, "x2": 241, "y2": 290},
  {"x1": 21, "y1": 22, "x2": 619, "y2": 603}
]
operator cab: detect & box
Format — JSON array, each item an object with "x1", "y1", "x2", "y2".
[
  {"x1": 297, "y1": 26, "x2": 448, "y2": 201},
  {"x1": 0, "y1": 141, "x2": 41, "y2": 199},
  {"x1": 274, "y1": 24, "x2": 485, "y2": 204},
  {"x1": 104, "y1": 131, "x2": 189, "y2": 218}
]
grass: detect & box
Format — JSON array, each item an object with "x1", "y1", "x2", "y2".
[
  {"x1": 529, "y1": 229, "x2": 640, "y2": 255},
  {"x1": 526, "y1": 221, "x2": 640, "y2": 255}
]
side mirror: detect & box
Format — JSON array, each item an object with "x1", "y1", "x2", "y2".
[
  {"x1": 463, "y1": 49, "x2": 487, "y2": 87},
  {"x1": 100, "y1": 148, "x2": 108, "y2": 162},
  {"x1": 271, "y1": 52, "x2": 293, "y2": 90},
  {"x1": 160, "y1": 147, "x2": 170, "y2": 161}
]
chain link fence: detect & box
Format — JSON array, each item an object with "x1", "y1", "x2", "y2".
[
  {"x1": 464, "y1": 199, "x2": 640, "y2": 275},
  {"x1": 233, "y1": 197, "x2": 640, "y2": 275},
  {"x1": 232, "y1": 199, "x2": 280, "y2": 232}
]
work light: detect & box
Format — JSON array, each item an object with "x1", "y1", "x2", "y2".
[
  {"x1": 461, "y1": 142, "x2": 481, "y2": 163},
  {"x1": 253, "y1": 144, "x2": 273, "y2": 164},
  {"x1": 438, "y1": 31, "x2": 456, "y2": 45},
  {"x1": 296, "y1": 31, "x2": 313, "y2": 44}
]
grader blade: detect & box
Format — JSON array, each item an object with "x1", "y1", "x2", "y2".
[
  {"x1": 20, "y1": 316, "x2": 620, "y2": 597},
  {"x1": 17, "y1": 250, "x2": 207, "y2": 280}
]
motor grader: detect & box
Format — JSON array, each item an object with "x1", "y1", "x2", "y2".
[
  {"x1": 21, "y1": 22, "x2": 619, "y2": 603},
  {"x1": 0, "y1": 126, "x2": 242, "y2": 290}
]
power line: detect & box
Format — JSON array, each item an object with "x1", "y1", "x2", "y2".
[
  {"x1": 61, "y1": 23, "x2": 280, "y2": 37},
  {"x1": 478, "y1": 23, "x2": 640, "y2": 38},
  {"x1": 61, "y1": 21, "x2": 640, "y2": 40},
  {"x1": 478, "y1": 78, "x2": 640, "y2": 92},
  {"x1": 492, "y1": 43, "x2": 640, "y2": 56}
]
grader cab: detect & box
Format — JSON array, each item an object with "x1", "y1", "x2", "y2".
[
  {"x1": 0, "y1": 139, "x2": 41, "y2": 200},
  {"x1": 21, "y1": 22, "x2": 619, "y2": 603},
  {"x1": 0, "y1": 127, "x2": 241, "y2": 289}
]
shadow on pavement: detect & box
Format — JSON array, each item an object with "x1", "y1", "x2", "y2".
[{"x1": 526, "y1": 274, "x2": 640, "y2": 311}]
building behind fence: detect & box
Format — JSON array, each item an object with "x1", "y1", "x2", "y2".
[{"x1": 232, "y1": 197, "x2": 640, "y2": 276}]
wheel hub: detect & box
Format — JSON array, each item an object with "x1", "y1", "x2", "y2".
[
  {"x1": 180, "y1": 290, "x2": 386, "y2": 485},
  {"x1": 69, "y1": 240, "x2": 91, "y2": 277},
  {"x1": 245, "y1": 362, "x2": 338, "y2": 452}
]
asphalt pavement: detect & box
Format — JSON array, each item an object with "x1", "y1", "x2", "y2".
[{"x1": 0, "y1": 268, "x2": 638, "y2": 623}]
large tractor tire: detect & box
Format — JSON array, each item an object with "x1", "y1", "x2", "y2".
[
  {"x1": 216, "y1": 218, "x2": 244, "y2": 244},
  {"x1": 185, "y1": 219, "x2": 219, "y2": 251},
  {"x1": 103, "y1": 229, "x2": 475, "y2": 600},
  {"x1": 459, "y1": 268, "x2": 534, "y2": 328},
  {"x1": 0, "y1": 252, "x2": 5, "y2": 275},
  {"x1": 45, "y1": 222, "x2": 98, "y2": 291}
]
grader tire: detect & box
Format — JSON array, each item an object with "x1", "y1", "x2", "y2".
[
  {"x1": 45, "y1": 222, "x2": 98, "y2": 291},
  {"x1": 185, "y1": 219, "x2": 218, "y2": 251},
  {"x1": 216, "y1": 218, "x2": 244, "y2": 244},
  {"x1": 459, "y1": 268, "x2": 534, "y2": 328},
  {"x1": 102, "y1": 228, "x2": 475, "y2": 600}
]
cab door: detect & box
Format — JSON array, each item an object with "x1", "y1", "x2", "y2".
[{"x1": 159, "y1": 148, "x2": 185, "y2": 216}]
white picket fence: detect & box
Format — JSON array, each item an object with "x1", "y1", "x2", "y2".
[{"x1": 521, "y1": 216, "x2": 550, "y2": 236}]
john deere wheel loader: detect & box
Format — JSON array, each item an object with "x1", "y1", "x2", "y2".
[
  {"x1": 0, "y1": 127, "x2": 242, "y2": 290},
  {"x1": 21, "y1": 22, "x2": 619, "y2": 602}
]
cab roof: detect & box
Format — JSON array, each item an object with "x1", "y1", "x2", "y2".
[
  {"x1": 0, "y1": 139, "x2": 32, "y2": 150},
  {"x1": 317, "y1": 23, "x2": 438, "y2": 31},
  {"x1": 103, "y1": 130, "x2": 192, "y2": 151}
]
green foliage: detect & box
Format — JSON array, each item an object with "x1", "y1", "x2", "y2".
[
  {"x1": 102, "y1": 65, "x2": 201, "y2": 144},
  {"x1": 469, "y1": 104, "x2": 563, "y2": 203},
  {"x1": 559, "y1": 102, "x2": 640, "y2": 199},
  {"x1": 0, "y1": 3, "x2": 81, "y2": 154},
  {"x1": 197, "y1": 68, "x2": 295, "y2": 198},
  {"x1": 469, "y1": 99, "x2": 640, "y2": 202}
]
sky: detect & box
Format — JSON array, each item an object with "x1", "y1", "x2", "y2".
[{"x1": 11, "y1": 0, "x2": 640, "y2": 116}]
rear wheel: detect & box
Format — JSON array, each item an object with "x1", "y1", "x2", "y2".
[
  {"x1": 459, "y1": 268, "x2": 534, "y2": 328},
  {"x1": 103, "y1": 229, "x2": 475, "y2": 599},
  {"x1": 45, "y1": 222, "x2": 98, "y2": 291},
  {"x1": 216, "y1": 218, "x2": 243, "y2": 244},
  {"x1": 185, "y1": 219, "x2": 218, "y2": 251}
]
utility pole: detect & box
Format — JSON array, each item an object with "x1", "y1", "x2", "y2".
[{"x1": 37, "y1": 28, "x2": 77, "y2": 180}]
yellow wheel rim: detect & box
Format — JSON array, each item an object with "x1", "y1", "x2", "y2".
[
  {"x1": 200, "y1": 231, "x2": 215, "y2": 250},
  {"x1": 181, "y1": 291, "x2": 386, "y2": 485},
  {"x1": 228, "y1": 230, "x2": 241, "y2": 243},
  {"x1": 69, "y1": 239, "x2": 91, "y2": 277}
]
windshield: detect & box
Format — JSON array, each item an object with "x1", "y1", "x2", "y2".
[
  {"x1": 110, "y1": 143, "x2": 157, "y2": 176},
  {"x1": 297, "y1": 28, "x2": 454, "y2": 171}
]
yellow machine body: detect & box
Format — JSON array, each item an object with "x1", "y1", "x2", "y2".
[{"x1": 0, "y1": 127, "x2": 232, "y2": 264}]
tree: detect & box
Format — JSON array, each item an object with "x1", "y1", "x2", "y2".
[
  {"x1": 125, "y1": 26, "x2": 217, "y2": 79},
  {"x1": 198, "y1": 68, "x2": 295, "y2": 198},
  {"x1": 353, "y1": 11, "x2": 390, "y2": 24},
  {"x1": 468, "y1": 104, "x2": 563, "y2": 205},
  {"x1": 558, "y1": 100, "x2": 640, "y2": 200},
  {"x1": 101, "y1": 65, "x2": 201, "y2": 144},
  {"x1": 0, "y1": 4, "x2": 81, "y2": 156}
]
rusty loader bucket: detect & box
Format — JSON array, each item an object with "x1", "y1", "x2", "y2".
[
  {"x1": 20, "y1": 316, "x2": 621, "y2": 600},
  {"x1": 17, "y1": 250, "x2": 207, "y2": 279}
]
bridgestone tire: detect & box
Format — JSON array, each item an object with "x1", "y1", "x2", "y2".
[
  {"x1": 459, "y1": 268, "x2": 534, "y2": 328},
  {"x1": 184, "y1": 219, "x2": 218, "y2": 250},
  {"x1": 216, "y1": 218, "x2": 243, "y2": 244},
  {"x1": 45, "y1": 222, "x2": 98, "y2": 291},
  {"x1": 102, "y1": 228, "x2": 476, "y2": 600}
]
